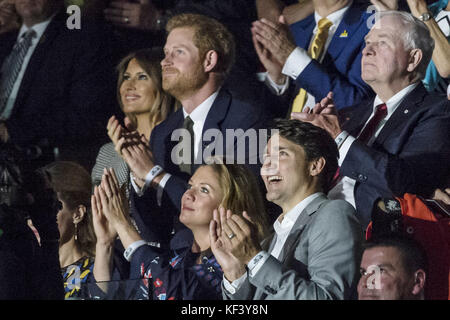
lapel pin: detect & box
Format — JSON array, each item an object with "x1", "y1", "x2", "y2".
[
  {"x1": 404, "y1": 109, "x2": 409, "y2": 114},
  {"x1": 339, "y1": 30, "x2": 348, "y2": 38}
]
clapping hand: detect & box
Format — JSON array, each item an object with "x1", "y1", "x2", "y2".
[
  {"x1": 209, "y1": 207, "x2": 247, "y2": 281},
  {"x1": 251, "y1": 16, "x2": 296, "y2": 84},
  {"x1": 93, "y1": 168, "x2": 130, "y2": 231},
  {"x1": 291, "y1": 91, "x2": 342, "y2": 139}
]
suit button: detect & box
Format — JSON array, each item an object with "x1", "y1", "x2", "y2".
[{"x1": 357, "y1": 174, "x2": 367, "y2": 182}]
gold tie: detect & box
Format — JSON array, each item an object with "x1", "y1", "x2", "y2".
[{"x1": 290, "y1": 18, "x2": 333, "y2": 115}]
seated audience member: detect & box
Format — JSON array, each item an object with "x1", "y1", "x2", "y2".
[
  {"x1": 91, "y1": 163, "x2": 270, "y2": 300},
  {"x1": 42, "y1": 161, "x2": 97, "y2": 299},
  {"x1": 371, "y1": 0, "x2": 450, "y2": 94},
  {"x1": 214, "y1": 119, "x2": 363, "y2": 300},
  {"x1": 102, "y1": 1, "x2": 259, "y2": 79},
  {"x1": 92, "y1": 48, "x2": 178, "y2": 192},
  {"x1": 292, "y1": 10, "x2": 450, "y2": 228},
  {"x1": 367, "y1": 194, "x2": 449, "y2": 300},
  {"x1": 251, "y1": 0, "x2": 374, "y2": 113},
  {"x1": 114, "y1": 13, "x2": 270, "y2": 249},
  {"x1": 0, "y1": 0, "x2": 117, "y2": 172},
  {"x1": 0, "y1": 145, "x2": 64, "y2": 299},
  {"x1": 358, "y1": 235, "x2": 427, "y2": 300},
  {"x1": 0, "y1": 0, "x2": 19, "y2": 34}
]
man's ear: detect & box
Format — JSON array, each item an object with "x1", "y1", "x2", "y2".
[
  {"x1": 407, "y1": 49, "x2": 423, "y2": 73},
  {"x1": 203, "y1": 50, "x2": 219, "y2": 72},
  {"x1": 72, "y1": 205, "x2": 87, "y2": 224},
  {"x1": 411, "y1": 269, "x2": 426, "y2": 296},
  {"x1": 309, "y1": 157, "x2": 326, "y2": 177}
]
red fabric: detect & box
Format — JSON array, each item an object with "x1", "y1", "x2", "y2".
[
  {"x1": 366, "y1": 193, "x2": 450, "y2": 300},
  {"x1": 358, "y1": 103, "x2": 387, "y2": 144}
]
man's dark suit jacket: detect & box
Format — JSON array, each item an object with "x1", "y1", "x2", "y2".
[
  {"x1": 130, "y1": 87, "x2": 269, "y2": 247},
  {"x1": 0, "y1": 10, "x2": 117, "y2": 170},
  {"x1": 339, "y1": 84, "x2": 450, "y2": 228}
]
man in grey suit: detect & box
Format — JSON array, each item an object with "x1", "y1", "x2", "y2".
[{"x1": 210, "y1": 119, "x2": 363, "y2": 299}]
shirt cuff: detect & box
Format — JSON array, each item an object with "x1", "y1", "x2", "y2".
[
  {"x1": 130, "y1": 172, "x2": 147, "y2": 196},
  {"x1": 338, "y1": 132, "x2": 356, "y2": 166},
  {"x1": 247, "y1": 251, "x2": 270, "y2": 278},
  {"x1": 264, "y1": 72, "x2": 290, "y2": 96},
  {"x1": 282, "y1": 47, "x2": 312, "y2": 80},
  {"x1": 156, "y1": 173, "x2": 171, "y2": 206},
  {"x1": 222, "y1": 271, "x2": 248, "y2": 295},
  {"x1": 335, "y1": 130, "x2": 350, "y2": 149}
]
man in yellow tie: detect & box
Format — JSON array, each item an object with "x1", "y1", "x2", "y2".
[{"x1": 251, "y1": 0, "x2": 374, "y2": 114}]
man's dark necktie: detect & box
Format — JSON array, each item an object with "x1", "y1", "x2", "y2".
[
  {"x1": 0, "y1": 29, "x2": 36, "y2": 118},
  {"x1": 357, "y1": 103, "x2": 388, "y2": 144},
  {"x1": 178, "y1": 115, "x2": 195, "y2": 174}
]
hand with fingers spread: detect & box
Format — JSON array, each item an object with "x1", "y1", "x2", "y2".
[
  {"x1": 118, "y1": 134, "x2": 164, "y2": 187},
  {"x1": 219, "y1": 208, "x2": 262, "y2": 265},
  {"x1": 291, "y1": 91, "x2": 342, "y2": 139},
  {"x1": 251, "y1": 16, "x2": 296, "y2": 78},
  {"x1": 209, "y1": 208, "x2": 246, "y2": 281},
  {"x1": 104, "y1": 0, "x2": 162, "y2": 31},
  {"x1": 301, "y1": 91, "x2": 336, "y2": 115}
]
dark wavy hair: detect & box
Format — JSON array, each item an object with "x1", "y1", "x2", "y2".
[{"x1": 271, "y1": 119, "x2": 339, "y2": 192}]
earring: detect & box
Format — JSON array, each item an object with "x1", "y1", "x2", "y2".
[{"x1": 74, "y1": 223, "x2": 78, "y2": 241}]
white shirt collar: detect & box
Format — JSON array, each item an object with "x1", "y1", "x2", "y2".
[
  {"x1": 314, "y1": 2, "x2": 352, "y2": 33},
  {"x1": 273, "y1": 192, "x2": 325, "y2": 234},
  {"x1": 18, "y1": 16, "x2": 54, "y2": 42},
  {"x1": 182, "y1": 90, "x2": 219, "y2": 124},
  {"x1": 373, "y1": 82, "x2": 419, "y2": 119}
]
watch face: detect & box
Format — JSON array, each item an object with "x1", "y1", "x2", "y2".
[{"x1": 421, "y1": 13, "x2": 431, "y2": 21}]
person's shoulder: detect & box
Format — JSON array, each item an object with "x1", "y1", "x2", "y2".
[
  {"x1": 313, "y1": 198, "x2": 359, "y2": 227},
  {"x1": 98, "y1": 142, "x2": 116, "y2": 153}
]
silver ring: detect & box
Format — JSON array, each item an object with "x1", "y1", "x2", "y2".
[
  {"x1": 228, "y1": 233, "x2": 236, "y2": 240},
  {"x1": 124, "y1": 17, "x2": 129, "y2": 23}
]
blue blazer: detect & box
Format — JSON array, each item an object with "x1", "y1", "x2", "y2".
[
  {"x1": 339, "y1": 84, "x2": 450, "y2": 227},
  {"x1": 290, "y1": 2, "x2": 374, "y2": 109},
  {"x1": 130, "y1": 87, "x2": 269, "y2": 246}
]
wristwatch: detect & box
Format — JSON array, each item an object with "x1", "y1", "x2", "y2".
[{"x1": 418, "y1": 12, "x2": 432, "y2": 22}]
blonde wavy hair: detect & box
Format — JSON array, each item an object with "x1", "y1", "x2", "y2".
[{"x1": 204, "y1": 162, "x2": 270, "y2": 242}]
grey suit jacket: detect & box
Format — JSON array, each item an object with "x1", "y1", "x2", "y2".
[{"x1": 223, "y1": 194, "x2": 363, "y2": 300}]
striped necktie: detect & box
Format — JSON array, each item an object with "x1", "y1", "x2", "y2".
[
  {"x1": 290, "y1": 18, "x2": 333, "y2": 115},
  {"x1": 178, "y1": 116, "x2": 195, "y2": 174},
  {"x1": 0, "y1": 29, "x2": 36, "y2": 118}
]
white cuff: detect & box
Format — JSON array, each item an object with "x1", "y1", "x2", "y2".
[
  {"x1": 223, "y1": 271, "x2": 248, "y2": 294},
  {"x1": 282, "y1": 47, "x2": 312, "y2": 80},
  {"x1": 156, "y1": 173, "x2": 172, "y2": 207},
  {"x1": 264, "y1": 72, "x2": 290, "y2": 96},
  {"x1": 335, "y1": 130, "x2": 350, "y2": 149},
  {"x1": 247, "y1": 251, "x2": 270, "y2": 278},
  {"x1": 123, "y1": 240, "x2": 148, "y2": 261}
]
